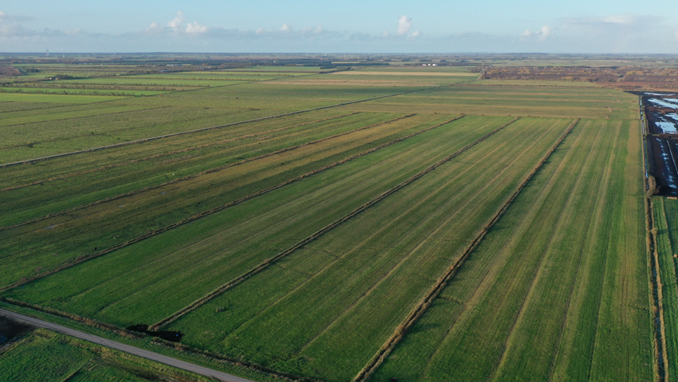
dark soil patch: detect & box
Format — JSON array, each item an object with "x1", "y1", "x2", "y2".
[
  {"x1": 648, "y1": 136, "x2": 678, "y2": 195},
  {"x1": 126, "y1": 324, "x2": 183, "y2": 343},
  {"x1": 0, "y1": 316, "x2": 33, "y2": 342}
]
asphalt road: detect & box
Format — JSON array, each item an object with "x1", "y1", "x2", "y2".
[{"x1": 0, "y1": 308, "x2": 254, "y2": 382}]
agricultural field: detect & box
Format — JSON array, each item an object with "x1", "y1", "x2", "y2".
[
  {"x1": 0, "y1": 59, "x2": 661, "y2": 381},
  {"x1": 0, "y1": 325, "x2": 210, "y2": 382},
  {"x1": 653, "y1": 197, "x2": 678, "y2": 381}
]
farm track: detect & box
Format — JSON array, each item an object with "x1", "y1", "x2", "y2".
[
  {"x1": 0, "y1": 112, "x2": 362, "y2": 193},
  {"x1": 0, "y1": 116, "x2": 465, "y2": 293},
  {"x1": 0, "y1": 112, "x2": 394, "y2": 231},
  {"x1": 0, "y1": 83, "x2": 451, "y2": 169},
  {"x1": 148, "y1": 114, "x2": 507, "y2": 330},
  {"x1": 353, "y1": 118, "x2": 579, "y2": 382}
]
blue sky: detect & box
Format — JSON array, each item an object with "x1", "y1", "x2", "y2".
[{"x1": 0, "y1": 0, "x2": 676, "y2": 53}]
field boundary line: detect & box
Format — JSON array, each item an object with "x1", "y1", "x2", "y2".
[
  {"x1": 148, "y1": 116, "x2": 516, "y2": 331},
  {"x1": 0, "y1": 106, "x2": 250, "y2": 151},
  {"x1": 351, "y1": 118, "x2": 580, "y2": 382},
  {"x1": 642, "y1": 91, "x2": 668, "y2": 382},
  {"x1": 0, "y1": 105, "x2": 168, "y2": 134},
  {"x1": 0, "y1": 112, "x2": 363, "y2": 193},
  {"x1": 0, "y1": 84, "x2": 449, "y2": 169},
  {"x1": 0, "y1": 97, "x2": 128, "y2": 114},
  {"x1": 0, "y1": 113, "x2": 411, "y2": 232},
  {"x1": 0, "y1": 116, "x2": 465, "y2": 293},
  {"x1": 647, "y1": 189, "x2": 669, "y2": 381}
]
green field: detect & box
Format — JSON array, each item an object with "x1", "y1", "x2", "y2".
[
  {"x1": 371, "y1": 120, "x2": 652, "y2": 381},
  {"x1": 653, "y1": 197, "x2": 678, "y2": 381},
  {"x1": 0, "y1": 328, "x2": 209, "y2": 382},
  {"x1": 0, "y1": 62, "x2": 659, "y2": 381}
]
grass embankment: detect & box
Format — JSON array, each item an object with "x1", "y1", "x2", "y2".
[
  {"x1": 653, "y1": 197, "x2": 678, "y2": 381},
  {"x1": 370, "y1": 120, "x2": 653, "y2": 382}
]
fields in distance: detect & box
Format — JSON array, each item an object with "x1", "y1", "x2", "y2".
[{"x1": 0, "y1": 63, "x2": 659, "y2": 382}]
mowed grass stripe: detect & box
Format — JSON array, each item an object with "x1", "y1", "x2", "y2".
[
  {"x1": 0, "y1": 112, "x2": 402, "y2": 229},
  {"x1": 150, "y1": 116, "x2": 519, "y2": 330},
  {"x1": 164, "y1": 118, "x2": 569, "y2": 382},
  {"x1": 0, "y1": 113, "x2": 455, "y2": 290},
  {"x1": 3, "y1": 116, "x2": 506, "y2": 324},
  {"x1": 547, "y1": 121, "x2": 621, "y2": 381},
  {"x1": 353, "y1": 118, "x2": 578, "y2": 382},
  {"x1": 551, "y1": 120, "x2": 651, "y2": 381},
  {"x1": 489, "y1": 120, "x2": 619, "y2": 381},
  {"x1": 0, "y1": 106, "x2": 261, "y2": 163},
  {"x1": 369, "y1": 120, "x2": 652, "y2": 382},
  {"x1": 587, "y1": 121, "x2": 653, "y2": 380},
  {"x1": 0, "y1": 82, "x2": 450, "y2": 169},
  {"x1": 654, "y1": 197, "x2": 678, "y2": 381},
  {"x1": 0, "y1": 109, "x2": 356, "y2": 190},
  {"x1": 0, "y1": 112, "x2": 362, "y2": 193},
  {"x1": 0, "y1": 113, "x2": 421, "y2": 240},
  {"x1": 368, "y1": 120, "x2": 597, "y2": 381}
]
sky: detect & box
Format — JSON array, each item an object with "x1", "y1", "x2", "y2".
[{"x1": 0, "y1": 0, "x2": 677, "y2": 53}]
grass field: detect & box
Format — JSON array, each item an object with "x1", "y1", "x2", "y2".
[
  {"x1": 0, "y1": 328, "x2": 209, "y2": 382},
  {"x1": 653, "y1": 197, "x2": 678, "y2": 381},
  {"x1": 0, "y1": 62, "x2": 659, "y2": 381},
  {"x1": 340, "y1": 84, "x2": 638, "y2": 119},
  {"x1": 370, "y1": 119, "x2": 653, "y2": 382}
]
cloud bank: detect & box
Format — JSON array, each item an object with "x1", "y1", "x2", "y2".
[{"x1": 0, "y1": 10, "x2": 675, "y2": 53}]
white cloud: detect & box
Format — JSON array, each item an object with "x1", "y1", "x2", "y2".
[
  {"x1": 280, "y1": 24, "x2": 292, "y2": 32},
  {"x1": 521, "y1": 24, "x2": 552, "y2": 42},
  {"x1": 167, "y1": 11, "x2": 186, "y2": 31},
  {"x1": 145, "y1": 22, "x2": 163, "y2": 34},
  {"x1": 602, "y1": 15, "x2": 636, "y2": 25},
  {"x1": 382, "y1": 30, "x2": 390, "y2": 38},
  {"x1": 412, "y1": 30, "x2": 421, "y2": 38},
  {"x1": 185, "y1": 22, "x2": 208, "y2": 34},
  {"x1": 0, "y1": 11, "x2": 33, "y2": 37},
  {"x1": 562, "y1": 14, "x2": 658, "y2": 29},
  {"x1": 302, "y1": 25, "x2": 325, "y2": 35},
  {"x1": 540, "y1": 25, "x2": 552, "y2": 39},
  {"x1": 397, "y1": 15, "x2": 412, "y2": 36},
  {"x1": 65, "y1": 28, "x2": 83, "y2": 36}
]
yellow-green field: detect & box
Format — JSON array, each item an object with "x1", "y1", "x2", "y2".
[{"x1": 0, "y1": 63, "x2": 659, "y2": 382}]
